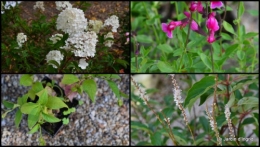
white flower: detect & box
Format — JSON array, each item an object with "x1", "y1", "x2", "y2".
[
  {"x1": 88, "y1": 20, "x2": 103, "y2": 33},
  {"x1": 49, "y1": 34, "x2": 63, "y2": 44},
  {"x1": 17, "y1": 33, "x2": 27, "y2": 48},
  {"x1": 104, "y1": 32, "x2": 114, "y2": 47},
  {"x1": 61, "y1": 31, "x2": 98, "y2": 58},
  {"x1": 104, "y1": 15, "x2": 119, "y2": 32},
  {"x1": 78, "y1": 58, "x2": 88, "y2": 69},
  {"x1": 33, "y1": 1, "x2": 45, "y2": 11},
  {"x1": 56, "y1": 8, "x2": 87, "y2": 35},
  {"x1": 55, "y1": 1, "x2": 72, "y2": 11},
  {"x1": 46, "y1": 50, "x2": 64, "y2": 68}
]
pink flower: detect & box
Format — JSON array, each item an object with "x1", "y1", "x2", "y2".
[
  {"x1": 161, "y1": 21, "x2": 182, "y2": 38},
  {"x1": 210, "y1": 1, "x2": 224, "y2": 9},
  {"x1": 206, "y1": 12, "x2": 219, "y2": 32},
  {"x1": 189, "y1": 1, "x2": 204, "y2": 13},
  {"x1": 182, "y1": 11, "x2": 198, "y2": 31},
  {"x1": 207, "y1": 31, "x2": 216, "y2": 43}
]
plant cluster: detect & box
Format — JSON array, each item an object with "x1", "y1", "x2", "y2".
[
  {"x1": 131, "y1": 1, "x2": 258, "y2": 72},
  {"x1": 1, "y1": 1, "x2": 129, "y2": 73},
  {"x1": 2, "y1": 74, "x2": 128, "y2": 145},
  {"x1": 131, "y1": 74, "x2": 259, "y2": 146}
]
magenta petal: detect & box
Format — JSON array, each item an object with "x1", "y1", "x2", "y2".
[
  {"x1": 161, "y1": 23, "x2": 168, "y2": 33},
  {"x1": 184, "y1": 11, "x2": 190, "y2": 18},
  {"x1": 210, "y1": 1, "x2": 224, "y2": 9},
  {"x1": 197, "y1": 1, "x2": 204, "y2": 13},
  {"x1": 207, "y1": 31, "x2": 216, "y2": 43},
  {"x1": 191, "y1": 20, "x2": 198, "y2": 31},
  {"x1": 206, "y1": 13, "x2": 219, "y2": 31},
  {"x1": 167, "y1": 31, "x2": 173, "y2": 38}
]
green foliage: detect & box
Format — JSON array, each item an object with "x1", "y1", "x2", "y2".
[
  {"x1": 82, "y1": 79, "x2": 97, "y2": 103},
  {"x1": 131, "y1": 74, "x2": 259, "y2": 145},
  {"x1": 131, "y1": 2, "x2": 259, "y2": 73}
]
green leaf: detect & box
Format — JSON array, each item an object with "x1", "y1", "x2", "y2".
[
  {"x1": 28, "y1": 107, "x2": 40, "y2": 129},
  {"x1": 82, "y1": 79, "x2": 97, "y2": 103},
  {"x1": 42, "y1": 112, "x2": 61, "y2": 123},
  {"x1": 21, "y1": 103, "x2": 39, "y2": 114},
  {"x1": 247, "y1": 10, "x2": 259, "y2": 16},
  {"x1": 253, "y1": 113, "x2": 259, "y2": 126},
  {"x1": 238, "y1": 97, "x2": 258, "y2": 105},
  {"x1": 237, "y1": 50, "x2": 245, "y2": 60},
  {"x1": 223, "y1": 21, "x2": 235, "y2": 35},
  {"x1": 220, "y1": 33, "x2": 232, "y2": 40},
  {"x1": 20, "y1": 74, "x2": 33, "y2": 86},
  {"x1": 244, "y1": 32, "x2": 258, "y2": 39},
  {"x1": 47, "y1": 60, "x2": 60, "y2": 68},
  {"x1": 224, "y1": 44, "x2": 239, "y2": 58},
  {"x1": 136, "y1": 35, "x2": 153, "y2": 43},
  {"x1": 62, "y1": 118, "x2": 69, "y2": 125},
  {"x1": 238, "y1": 2, "x2": 245, "y2": 18},
  {"x1": 78, "y1": 100, "x2": 83, "y2": 105},
  {"x1": 61, "y1": 75, "x2": 79, "y2": 85},
  {"x1": 39, "y1": 136, "x2": 46, "y2": 146},
  {"x1": 3, "y1": 100, "x2": 14, "y2": 109},
  {"x1": 15, "y1": 109, "x2": 22, "y2": 128},
  {"x1": 36, "y1": 88, "x2": 48, "y2": 105},
  {"x1": 28, "y1": 124, "x2": 40, "y2": 134},
  {"x1": 199, "y1": 116, "x2": 210, "y2": 132},
  {"x1": 199, "y1": 53, "x2": 212, "y2": 71},
  {"x1": 131, "y1": 121, "x2": 151, "y2": 134},
  {"x1": 150, "y1": 132, "x2": 162, "y2": 145},
  {"x1": 118, "y1": 99, "x2": 123, "y2": 106},
  {"x1": 184, "y1": 76, "x2": 215, "y2": 110},
  {"x1": 46, "y1": 96, "x2": 68, "y2": 109},
  {"x1": 157, "y1": 61, "x2": 174, "y2": 72},
  {"x1": 107, "y1": 80, "x2": 120, "y2": 99},
  {"x1": 157, "y1": 44, "x2": 173, "y2": 54}
]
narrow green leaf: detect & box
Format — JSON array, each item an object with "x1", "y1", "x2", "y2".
[
  {"x1": 244, "y1": 32, "x2": 258, "y2": 39},
  {"x1": 21, "y1": 103, "x2": 39, "y2": 114},
  {"x1": 238, "y1": 2, "x2": 245, "y2": 18},
  {"x1": 136, "y1": 35, "x2": 153, "y2": 43},
  {"x1": 184, "y1": 76, "x2": 215, "y2": 109},
  {"x1": 131, "y1": 121, "x2": 151, "y2": 133},
  {"x1": 107, "y1": 80, "x2": 120, "y2": 99},
  {"x1": 20, "y1": 74, "x2": 33, "y2": 86},
  {"x1": 82, "y1": 79, "x2": 97, "y2": 103},
  {"x1": 47, "y1": 60, "x2": 60, "y2": 68},
  {"x1": 247, "y1": 10, "x2": 259, "y2": 16},
  {"x1": 223, "y1": 21, "x2": 235, "y2": 35},
  {"x1": 61, "y1": 75, "x2": 79, "y2": 85},
  {"x1": 3, "y1": 100, "x2": 14, "y2": 109},
  {"x1": 15, "y1": 109, "x2": 23, "y2": 128},
  {"x1": 42, "y1": 112, "x2": 61, "y2": 123},
  {"x1": 238, "y1": 97, "x2": 258, "y2": 105},
  {"x1": 46, "y1": 96, "x2": 68, "y2": 109},
  {"x1": 28, "y1": 124, "x2": 40, "y2": 134},
  {"x1": 199, "y1": 116, "x2": 210, "y2": 132},
  {"x1": 199, "y1": 53, "x2": 212, "y2": 71},
  {"x1": 157, "y1": 61, "x2": 174, "y2": 72},
  {"x1": 157, "y1": 44, "x2": 173, "y2": 54}
]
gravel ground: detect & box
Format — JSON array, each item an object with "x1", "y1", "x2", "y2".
[{"x1": 1, "y1": 74, "x2": 129, "y2": 145}]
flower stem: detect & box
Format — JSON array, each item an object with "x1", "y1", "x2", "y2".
[
  {"x1": 178, "y1": 12, "x2": 193, "y2": 72},
  {"x1": 210, "y1": 45, "x2": 215, "y2": 72}
]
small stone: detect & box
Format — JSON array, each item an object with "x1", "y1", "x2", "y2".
[
  {"x1": 116, "y1": 127, "x2": 123, "y2": 136},
  {"x1": 5, "y1": 75, "x2": 10, "y2": 82},
  {"x1": 90, "y1": 111, "x2": 95, "y2": 120}
]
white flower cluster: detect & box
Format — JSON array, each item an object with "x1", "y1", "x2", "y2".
[
  {"x1": 88, "y1": 20, "x2": 103, "y2": 33},
  {"x1": 49, "y1": 34, "x2": 63, "y2": 44},
  {"x1": 33, "y1": 1, "x2": 45, "y2": 11},
  {"x1": 55, "y1": 1, "x2": 72, "y2": 11},
  {"x1": 78, "y1": 58, "x2": 88, "y2": 69},
  {"x1": 225, "y1": 105, "x2": 235, "y2": 138},
  {"x1": 104, "y1": 32, "x2": 114, "y2": 47},
  {"x1": 17, "y1": 33, "x2": 27, "y2": 48},
  {"x1": 62, "y1": 31, "x2": 98, "y2": 58},
  {"x1": 56, "y1": 8, "x2": 87, "y2": 35},
  {"x1": 104, "y1": 15, "x2": 119, "y2": 32},
  {"x1": 46, "y1": 50, "x2": 64, "y2": 68}
]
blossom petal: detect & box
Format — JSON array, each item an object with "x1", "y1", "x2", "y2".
[
  {"x1": 210, "y1": 1, "x2": 224, "y2": 9},
  {"x1": 191, "y1": 20, "x2": 198, "y2": 31}
]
